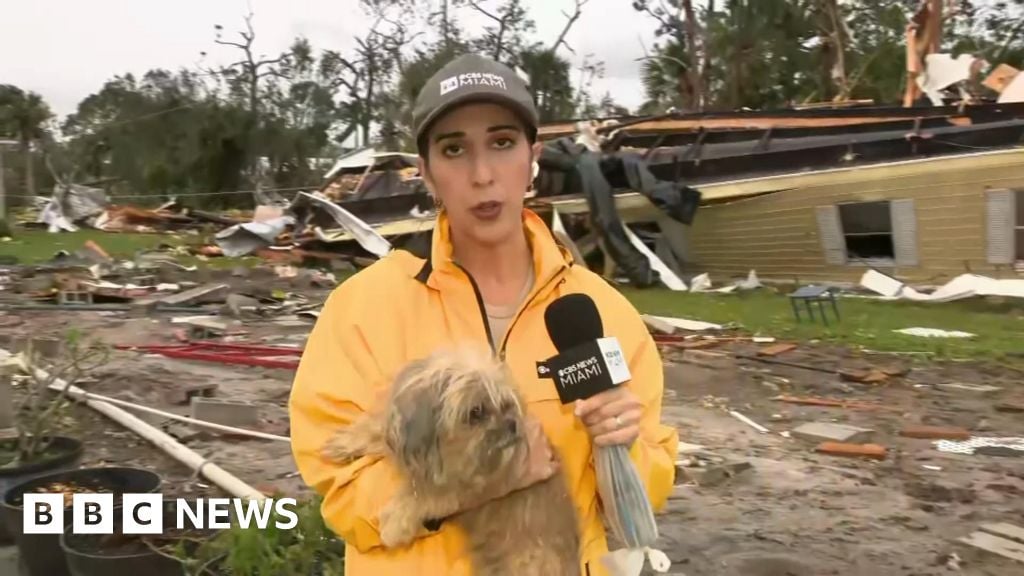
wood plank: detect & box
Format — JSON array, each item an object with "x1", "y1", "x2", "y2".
[
  {"x1": 957, "y1": 531, "x2": 1024, "y2": 564},
  {"x1": 980, "y1": 523, "x2": 1024, "y2": 545}
]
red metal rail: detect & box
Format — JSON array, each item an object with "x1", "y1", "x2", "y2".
[{"x1": 116, "y1": 342, "x2": 303, "y2": 370}]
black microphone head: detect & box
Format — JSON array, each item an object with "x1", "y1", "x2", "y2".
[{"x1": 544, "y1": 293, "x2": 604, "y2": 352}]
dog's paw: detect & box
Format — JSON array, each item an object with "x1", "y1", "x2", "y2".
[
  {"x1": 321, "y1": 434, "x2": 360, "y2": 463},
  {"x1": 379, "y1": 500, "x2": 421, "y2": 548}
]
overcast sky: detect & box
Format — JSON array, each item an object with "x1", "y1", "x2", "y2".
[{"x1": 1, "y1": 0, "x2": 659, "y2": 121}]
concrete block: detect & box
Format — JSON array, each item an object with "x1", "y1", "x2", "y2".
[
  {"x1": 792, "y1": 422, "x2": 875, "y2": 444},
  {"x1": 190, "y1": 397, "x2": 260, "y2": 428},
  {"x1": 164, "y1": 382, "x2": 219, "y2": 406}
]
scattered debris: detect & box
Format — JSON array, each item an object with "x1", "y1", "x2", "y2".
[
  {"x1": 934, "y1": 437, "x2": 1024, "y2": 457},
  {"x1": 116, "y1": 342, "x2": 303, "y2": 370},
  {"x1": 729, "y1": 410, "x2": 769, "y2": 434},
  {"x1": 190, "y1": 397, "x2": 261, "y2": 428},
  {"x1": 685, "y1": 461, "x2": 753, "y2": 488},
  {"x1": 679, "y1": 349, "x2": 733, "y2": 370},
  {"x1": 983, "y1": 63, "x2": 1020, "y2": 94},
  {"x1": 995, "y1": 400, "x2": 1024, "y2": 413},
  {"x1": 957, "y1": 523, "x2": 1024, "y2": 565},
  {"x1": 936, "y1": 383, "x2": 1002, "y2": 394},
  {"x1": 642, "y1": 314, "x2": 723, "y2": 333},
  {"x1": 839, "y1": 368, "x2": 891, "y2": 384},
  {"x1": 164, "y1": 381, "x2": 219, "y2": 406},
  {"x1": 815, "y1": 442, "x2": 888, "y2": 460},
  {"x1": 895, "y1": 328, "x2": 976, "y2": 338},
  {"x1": 160, "y1": 283, "x2": 231, "y2": 307},
  {"x1": 900, "y1": 425, "x2": 971, "y2": 440},
  {"x1": 860, "y1": 270, "x2": 1024, "y2": 303},
  {"x1": 773, "y1": 396, "x2": 890, "y2": 411},
  {"x1": 757, "y1": 343, "x2": 798, "y2": 357},
  {"x1": 792, "y1": 422, "x2": 875, "y2": 444}
]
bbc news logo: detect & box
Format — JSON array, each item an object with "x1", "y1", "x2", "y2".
[{"x1": 23, "y1": 494, "x2": 299, "y2": 534}]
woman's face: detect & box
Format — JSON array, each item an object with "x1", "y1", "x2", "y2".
[{"x1": 420, "y1": 102, "x2": 542, "y2": 249}]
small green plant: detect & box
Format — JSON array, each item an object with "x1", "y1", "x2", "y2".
[
  {"x1": 177, "y1": 494, "x2": 345, "y2": 576},
  {"x1": 2, "y1": 329, "x2": 109, "y2": 467}
]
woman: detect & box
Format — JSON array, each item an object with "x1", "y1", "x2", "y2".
[{"x1": 289, "y1": 53, "x2": 678, "y2": 575}]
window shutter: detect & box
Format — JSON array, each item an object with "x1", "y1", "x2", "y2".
[
  {"x1": 890, "y1": 199, "x2": 919, "y2": 266},
  {"x1": 986, "y1": 189, "x2": 1015, "y2": 264},
  {"x1": 815, "y1": 205, "x2": 847, "y2": 265}
]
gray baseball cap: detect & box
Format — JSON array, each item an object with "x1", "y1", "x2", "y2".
[{"x1": 412, "y1": 54, "x2": 539, "y2": 152}]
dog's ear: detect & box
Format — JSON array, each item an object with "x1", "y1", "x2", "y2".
[{"x1": 385, "y1": 364, "x2": 446, "y2": 485}]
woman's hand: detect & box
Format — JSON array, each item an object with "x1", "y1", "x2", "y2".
[
  {"x1": 512, "y1": 416, "x2": 560, "y2": 490},
  {"x1": 574, "y1": 386, "x2": 643, "y2": 447}
]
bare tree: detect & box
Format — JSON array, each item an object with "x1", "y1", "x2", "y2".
[
  {"x1": 551, "y1": 0, "x2": 590, "y2": 55},
  {"x1": 213, "y1": 8, "x2": 289, "y2": 115}
]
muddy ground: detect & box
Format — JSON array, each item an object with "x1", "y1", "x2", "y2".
[{"x1": 1, "y1": 280, "x2": 1022, "y2": 576}]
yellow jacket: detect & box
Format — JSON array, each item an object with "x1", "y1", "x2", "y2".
[{"x1": 289, "y1": 208, "x2": 678, "y2": 575}]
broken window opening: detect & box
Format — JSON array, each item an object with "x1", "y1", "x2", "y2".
[{"x1": 838, "y1": 200, "x2": 894, "y2": 263}]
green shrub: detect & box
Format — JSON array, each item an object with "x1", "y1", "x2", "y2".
[{"x1": 176, "y1": 494, "x2": 345, "y2": 576}]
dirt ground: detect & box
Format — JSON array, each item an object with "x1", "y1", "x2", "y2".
[
  {"x1": 1, "y1": 284, "x2": 1022, "y2": 576},
  {"x1": 658, "y1": 342, "x2": 1024, "y2": 576}
]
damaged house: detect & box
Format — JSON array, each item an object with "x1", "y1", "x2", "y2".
[{"x1": 535, "y1": 101, "x2": 1024, "y2": 286}]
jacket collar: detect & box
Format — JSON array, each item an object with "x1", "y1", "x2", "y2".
[{"x1": 414, "y1": 208, "x2": 573, "y2": 290}]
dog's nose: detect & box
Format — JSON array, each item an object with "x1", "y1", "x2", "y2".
[{"x1": 506, "y1": 418, "x2": 518, "y2": 436}]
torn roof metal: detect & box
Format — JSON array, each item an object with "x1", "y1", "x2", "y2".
[{"x1": 322, "y1": 147, "x2": 419, "y2": 181}]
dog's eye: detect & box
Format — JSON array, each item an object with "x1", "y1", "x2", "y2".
[{"x1": 467, "y1": 404, "x2": 487, "y2": 424}]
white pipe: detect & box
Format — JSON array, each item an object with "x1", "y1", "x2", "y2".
[
  {"x1": 729, "y1": 410, "x2": 769, "y2": 434},
  {"x1": 68, "y1": 389, "x2": 289, "y2": 443},
  {"x1": 7, "y1": 351, "x2": 267, "y2": 501}
]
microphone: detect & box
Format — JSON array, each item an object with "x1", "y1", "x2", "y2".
[
  {"x1": 538, "y1": 293, "x2": 663, "y2": 554},
  {"x1": 537, "y1": 293, "x2": 631, "y2": 405}
]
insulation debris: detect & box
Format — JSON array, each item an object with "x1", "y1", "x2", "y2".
[{"x1": 860, "y1": 270, "x2": 1024, "y2": 302}]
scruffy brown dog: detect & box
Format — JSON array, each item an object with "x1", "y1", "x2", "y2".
[{"x1": 321, "y1": 344, "x2": 581, "y2": 576}]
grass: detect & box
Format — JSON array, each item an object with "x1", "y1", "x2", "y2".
[
  {"x1": 621, "y1": 286, "x2": 1024, "y2": 362},
  {"x1": 0, "y1": 227, "x2": 262, "y2": 269}
]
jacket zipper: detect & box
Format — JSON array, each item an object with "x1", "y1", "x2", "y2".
[
  {"x1": 453, "y1": 262, "x2": 497, "y2": 356},
  {"x1": 455, "y1": 262, "x2": 569, "y2": 360},
  {"x1": 497, "y1": 266, "x2": 568, "y2": 360}
]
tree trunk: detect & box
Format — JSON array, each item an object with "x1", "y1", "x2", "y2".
[
  {"x1": 21, "y1": 140, "x2": 34, "y2": 197},
  {"x1": 681, "y1": 0, "x2": 704, "y2": 110}
]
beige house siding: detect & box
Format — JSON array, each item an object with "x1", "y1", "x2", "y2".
[{"x1": 685, "y1": 149, "x2": 1024, "y2": 284}]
